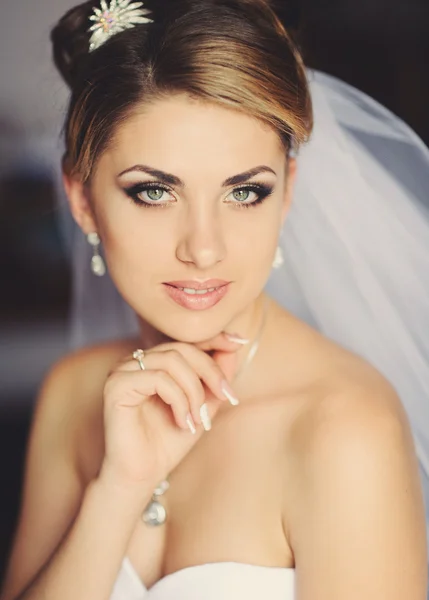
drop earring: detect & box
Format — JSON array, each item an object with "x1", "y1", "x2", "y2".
[
  {"x1": 88, "y1": 232, "x2": 106, "y2": 277},
  {"x1": 272, "y1": 246, "x2": 284, "y2": 269}
]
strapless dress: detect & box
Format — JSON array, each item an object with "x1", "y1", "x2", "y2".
[{"x1": 110, "y1": 557, "x2": 295, "y2": 599}]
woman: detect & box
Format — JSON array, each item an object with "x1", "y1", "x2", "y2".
[{"x1": 1, "y1": 0, "x2": 428, "y2": 599}]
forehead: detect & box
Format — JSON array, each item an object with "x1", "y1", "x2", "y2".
[{"x1": 101, "y1": 94, "x2": 285, "y2": 178}]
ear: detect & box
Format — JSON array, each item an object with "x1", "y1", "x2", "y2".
[
  {"x1": 281, "y1": 157, "x2": 297, "y2": 223},
  {"x1": 62, "y1": 172, "x2": 98, "y2": 234}
]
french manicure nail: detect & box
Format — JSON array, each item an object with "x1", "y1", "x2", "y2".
[
  {"x1": 221, "y1": 380, "x2": 240, "y2": 406},
  {"x1": 186, "y1": 413, "x2": 197, "y2": 435},
  {"x1": 224, "y1": 333, "x2": 250, "y2": 345},
  {"x1": 200, "y1": 404, "x2": 212, "y2": 431}
]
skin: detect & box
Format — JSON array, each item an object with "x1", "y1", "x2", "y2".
[
  {"x1": 66, "y1": 93, "x2": 295, "y2": 351},
  {"x1": 1, "y1": 94, "x2": 426, "y2": 599}
]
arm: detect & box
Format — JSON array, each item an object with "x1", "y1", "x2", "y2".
[
  {"x1": 0, "y1": 354, "x2": 155, "y2": 600},
  {"x1": 287, "y1": 386, "x2": 428, "y2": 599}
]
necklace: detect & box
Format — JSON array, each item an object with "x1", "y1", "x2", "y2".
[
  {"x1": 142, "y1": 296, "x2": 270, "y2": 526},
  {"x1": 233, "y1": 296, "x2": 269, "y2": 383},
  {"x1": 142, "y1": 479, "x2": 170, "y2": 526}
]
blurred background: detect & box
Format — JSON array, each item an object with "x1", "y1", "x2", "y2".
[{"x1": 0, "y1": 0, "x2": 428, "y2": 582}]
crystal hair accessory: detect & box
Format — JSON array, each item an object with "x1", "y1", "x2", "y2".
[{"x1": 88, "y1": 0, "x2": 153, "y2": 53}]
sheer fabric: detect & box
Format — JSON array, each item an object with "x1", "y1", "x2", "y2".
[{"x1": 55, "y1": 70, "x2": 429, "y2": 588}]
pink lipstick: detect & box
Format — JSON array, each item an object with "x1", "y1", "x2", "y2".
[{"x1": 163, "y1": 280, "x2": 230, "y2": 310}]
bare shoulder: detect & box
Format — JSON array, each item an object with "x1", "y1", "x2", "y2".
[
  {"x1": 37, "y1": 337, "x2": 138, "y2": 429},
  {"x1": 0, "y1": 338, "x2": 140, "y2": 600},
  {"x1": 288, "y1": 348, "x2": 414, "y2": 456},
  {"x1": 40, "y1": 337, "x2": 139, "y2": 482},
  {"x1": 282, "y1": 345, "x2": 427, "y2": 597},
  {"x1": 271, "y1": 304, "x2": 413, "y2": 447},
  {"x1": 271, "y1": 306, "x2": 414, "y2": 454},
  {"x1": 282, "y1": 320, "x2": 418, "y2": 471},
  {"x1": 45, "y1": 337, "x2": 139, "y2": 398}
]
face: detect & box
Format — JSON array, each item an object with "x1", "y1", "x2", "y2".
[{"x1": 65, "y1": 94, "x2": 296, "y2": 343}]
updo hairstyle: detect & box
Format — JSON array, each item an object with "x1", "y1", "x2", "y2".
[{"x1": 51, "y1": 0, "x2": 313, "y2": 184}]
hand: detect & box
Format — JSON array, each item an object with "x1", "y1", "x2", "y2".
[{"x1": 98, "y1": 332, "x2": 244, "y2": 492}]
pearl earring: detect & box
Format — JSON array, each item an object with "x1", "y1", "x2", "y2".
[
  {"x1": 272, "y1": 246, "x2": 284, "y2": 269},
  {"x1": 87, "y1": 232, "x2": 106, "y2": 277}
]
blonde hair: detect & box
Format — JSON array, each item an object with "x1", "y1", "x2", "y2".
[{"x1": 51, "y1": 0, "x2": 313, "y2": 184}]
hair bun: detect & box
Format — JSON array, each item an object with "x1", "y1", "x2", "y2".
[{"x1": 50, "y1": 1, "x2": 94, "y2": 89}]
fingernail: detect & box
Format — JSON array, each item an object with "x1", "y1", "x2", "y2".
[
  {"x1": 221, "y1": 380, "x2": 240, "y2": 406},
  {"x1": 200, "y1": 404, "x2": 212, "y2": 431},
  {"x1": 224, "y1": 333, "x2": 250, "y2": 345},
  {"x1": 186, "y1": 413, "x2": 197, "y2": 435}
]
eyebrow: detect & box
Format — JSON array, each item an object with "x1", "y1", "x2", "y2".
[{"x1": 117, "y1": 164, "x2": 277, "y2": 187}]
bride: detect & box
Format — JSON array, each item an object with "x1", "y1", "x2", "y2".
[{"x1": 1, "y1": 0, "x2": 429, "y2": 599}]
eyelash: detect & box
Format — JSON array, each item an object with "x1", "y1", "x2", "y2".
[{"x1": 123, "y1": 182, "x2": 274, "y2": 209}]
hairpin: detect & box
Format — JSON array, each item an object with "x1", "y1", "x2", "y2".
[{"x1": 88, "y1": 0, "x2": 153, "y2": 52}]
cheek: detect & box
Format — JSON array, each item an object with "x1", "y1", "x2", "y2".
[
  {"x1": 97, "y1": 210, "x2": 176, "y2": 282},
  {"x1": 96, "y1": 198, "x2": 280, "y2": 284},
  {"x1": 232, "y1": 212, "x2": 280, "y2": 284},
  {"x1": 235, "y1": 205, "x2": 280, "y2": 253}
]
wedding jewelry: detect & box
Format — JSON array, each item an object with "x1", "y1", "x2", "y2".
[
  {"x1": 141, "y1": 297, "x2": 269, "y2": 525},
  {"x1": 132, "y1": 348, "x2": 146, "y2": 370},
  {"x1": 233, "y1": 295, "x2": 270, "y2": 382},
  {"x1": 88, "y1": 232, "x2": 107, "y2": 277},
  {"x1": 142, "y1": 479, "x2": 170, "y2": 526},
  {"x1": 88, "y1": 0, "x2": 153, "y2": 52},
  {"x1": 272, "y1": 245, "x2": 284, "y2": 269},
  {"x1": 132, "y1": 347, "x2": 169, "y2": 525}
]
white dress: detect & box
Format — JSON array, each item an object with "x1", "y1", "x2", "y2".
[{"x1": 110, "y1": 557, "x2": 295, "y2": 599}]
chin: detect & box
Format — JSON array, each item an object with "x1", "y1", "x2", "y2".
[
  {"x1": 148, "y1": 307, "x2": 235, "y2": 344},
  {"x1": 164, "y1": 319, "x2": 227, "y2": 344}
]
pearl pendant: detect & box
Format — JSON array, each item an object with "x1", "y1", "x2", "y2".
[
  {"x1": 91, "y1": 255, "x2": 106, "y2": 277},
  {"x1": 272, "y1": 246, "x2": 284, "y2": 269},
  {"x1": 142, "y1": 479, "x2": 170, "y2": 527},
  {"x1": 142, "y1": 500, "x2": 167, "y2": 526}
]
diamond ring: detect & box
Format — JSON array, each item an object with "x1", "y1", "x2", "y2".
[{"x1": 132, "y1": 349, "x2": 146, "y2": 370}]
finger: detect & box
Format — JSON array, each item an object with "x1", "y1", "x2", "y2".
[
  {"x1": 195, "y1": 331, "x2": 250, "y2": 352},
  {"x1": 165, "y1": 343, "x2": 240, "y2": 406},
  {"x1": 118, "y1": 341, "x2": 241, "y2": 407},
  {"x1": 105, "y1": 370, "x2": 195, "y2": 432},
  {"x1": 151, "y1": 332, "x2": 248, "y2": 355},
  {"x1": 122, "y1": 349, "x2": 209, "y2": 426},
  {"x1": 212, "y1": 348, "x2": 240, "y2": 385},
  {"x1": 117, "y1": 349, "x2": 230, "y2": 423},
  {"x1": 122, "y1": 344, "x2": 239, "y2": 408}
]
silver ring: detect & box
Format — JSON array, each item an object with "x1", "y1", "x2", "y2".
[{"x1": 132, "y1": 349, "x2": 146, "y2": 370}]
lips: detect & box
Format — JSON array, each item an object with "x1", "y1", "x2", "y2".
[
  {"x1": 163, "y1": 280, "x2": 231, "y2": 310},
  {"x1": 165, "y1": 279, "x2": 229, "y2": 290}
]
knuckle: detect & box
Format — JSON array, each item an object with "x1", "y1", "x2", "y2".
[
  {"x1": 191, "y1": 380, "x2": 206, "y2": 405},
  {"x1": 104, "y1": 372, "x2": 120, "y2": 392},
  {"x1": 165, "y1": 349, "x2": 184, "y2": 366},
  {"x1": 173, "y1": 386, "x2": 191, "y2": 409},
  {"x1": 201, "y1": 351, "x2": 222, "y2": 377},
  {"x1": 173, "y1": 342, "x2": 195, "y2": 357},
  {"x1": 155, "y1": 369, "x2": 170, "y2": 384},
  {"x1": 172, "y1": 341, "x2": 189, "y2": 351},
  {"x1": 103, "y1": 374, "x2": 125, "y2": 404}
]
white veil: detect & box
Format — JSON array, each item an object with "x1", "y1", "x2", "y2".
[{"x1": 56, "y1": 69, "x2": 429, "y2": 581}]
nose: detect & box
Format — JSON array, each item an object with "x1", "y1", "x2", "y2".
[{"x1": 175, "y1": 207, "x2": 226, "y2": 270}]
